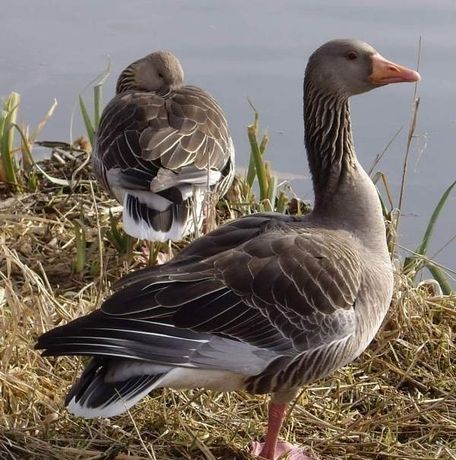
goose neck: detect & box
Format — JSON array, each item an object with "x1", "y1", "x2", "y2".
[{"x1": 304, "y1": 82, "x2": 356, "y2": 209}]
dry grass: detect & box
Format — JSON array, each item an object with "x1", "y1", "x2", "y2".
[{"x1": 1, "y1": 158, "x2": 455, "y2": 460}]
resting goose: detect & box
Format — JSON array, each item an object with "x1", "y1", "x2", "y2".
[
  {"x1": 37, "y1": 40, "x2": 420, "y2": 459},
  {"x1": 92, "y1": 50, "x2": 234, "y2": 241}
]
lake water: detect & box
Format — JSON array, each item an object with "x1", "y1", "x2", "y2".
[{"x1": 2, "y1": 0, "x2": 455, "y2": 284}]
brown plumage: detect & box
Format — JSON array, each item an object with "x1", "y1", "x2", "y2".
[
  {"x1": 37, "y1": 40, "x2": 420, "y2": 459},
  {"x1": 92, "y1": 51, "x2": 234, "y2": 241}
]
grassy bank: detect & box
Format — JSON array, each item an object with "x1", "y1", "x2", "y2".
[{"x1": 0, "y1": 92, "x2": 455, "y2": 459}]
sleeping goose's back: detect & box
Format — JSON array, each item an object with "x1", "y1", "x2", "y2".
[{"x1": 92, "y1": 51, "x2": 234, "y2": 241}]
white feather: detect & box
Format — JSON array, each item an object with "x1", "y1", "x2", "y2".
[
  {"x1": 67, "y1": 365, "x2": 244, "y2": 420},
  {"x1": 66, "y1": 381, "x2": 156, "y2": 419},
  {"x1": 150, "y1": 166, "x2": 222, "y2": 192},
  {"x1": 155, "y1": 368, "x2": 245, "y2": 391},
  {"x1": 122, "y1": 187, "x2": 205, "y2": 242}
]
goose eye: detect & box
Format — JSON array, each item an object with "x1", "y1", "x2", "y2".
[{"x1": 346, "y1": 51, "x2": 358, "y2": 61}]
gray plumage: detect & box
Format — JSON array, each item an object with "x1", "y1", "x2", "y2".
[
  {"x1": 92, "y1": 50, "x2": 234, "y2": 241},
  {"x1": 37, "y1": 39, "x2": 420, "y2": 428}
]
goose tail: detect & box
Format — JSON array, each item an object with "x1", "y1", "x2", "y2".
[
  {"x1": 65, "y1": 358, "x2": 168, "y2": 419},
  {"x1": 122, "y1": 188, "x2": 204, "y2": 242}
]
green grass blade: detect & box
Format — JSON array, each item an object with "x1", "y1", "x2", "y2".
[
  {"x1": 108, "y1": 211, "x2": 126, "y2": 250},
  {"x1": 1, "y1": 125, "x2": 17, "y2": 185},
  {"x1": 246, "y1": 155, "x2": 257, "y2": 188},
  {"x1": 247, "y1": 123, "x2": 268, "y2": 200},
  {"x1": 79, "y1": 95, "x2": 95, "y2": 144},
  {"x1": 12, "y1": 123, "x2": 38, "y2": 190},
  {"x1": 107, "y1": 210, "x2": 134, "y2": 258},
  {"x1": 246, "y1": 109, "x2": 259, "y2": 188},
  {"x1": 259, "y1": 132, "x2": 269, "y2": 158},
  {"x1": 71, "y1": 57, "x2": 110, "y2": 150},
  {"x1": 416, "y1": 180, "x2": 456, "y2": 257},
  {"x1": 3, "y1": 92, "x2": 20, "y2": 153},
  {"x1": 94, "y1": 84, "x2": 102, "y2": 128},
  {"x1": 426, "y1": 263, "x2": 453, "y2": 295},
  {"x1": 247, "y1": 130, "x2": 270, "y2": 187},
  {"x1": 12, "y1": 123, "x2": 33, "y2": 167},
  {"x1": 245, "y1": 102, "x2": 271, "y2": 200},
  {"x1": 1, "y1": 92, "x2": 21, "y2": 188},
  {"x1": 275, "y1": 190, "x2": 288, "y2": 214},
  {"x1": 0, "y1": 110, "x2": 5, "y2": 144},
  {"x1": 404, "y1": 180, "x2": 456, "y2": 278}
]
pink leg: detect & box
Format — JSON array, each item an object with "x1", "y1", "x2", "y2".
[
  {"x1": 257, "y1": 402, "x2": 287, "y2": 459},
  {"x1": 250, "y1": 402, "x2": 314, "y2": 460}
]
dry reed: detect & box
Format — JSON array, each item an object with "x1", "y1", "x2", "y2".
[{"x1": 0, "y1": 157, "x2": 455, "y2": 460}]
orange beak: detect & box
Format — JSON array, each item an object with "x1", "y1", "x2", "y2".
[{"x1": 369, "y1": 53, "x2": 421, "y2": 85}]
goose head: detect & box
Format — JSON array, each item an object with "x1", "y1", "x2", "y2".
[
  {"x1": 116, "y1": 50, "x2": 184, "y2": 94},
  {"x1": 305, "y1": 39, "x2": 421, "y2": 98}
]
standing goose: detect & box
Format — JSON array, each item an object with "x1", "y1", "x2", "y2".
[
  {"x1": 37, "y1": 40, "x2": 420, "y2": 460},
  {"x1": 92, "y1": 50, "x2": 235, "y2": 241}
]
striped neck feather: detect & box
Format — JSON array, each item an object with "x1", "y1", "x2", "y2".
[{"x1": 304, "y1": 81, "x2": 356, "y2": 209}]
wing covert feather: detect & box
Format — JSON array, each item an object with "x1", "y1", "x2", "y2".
[
  {"x1": 104, "y1": 217, "x2": 363, "y2": 354},
  {"x1": 93, "y1": 86, "x2": 232, "y2": 194}
]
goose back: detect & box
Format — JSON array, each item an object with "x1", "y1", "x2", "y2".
[{"x1": 92, "y1": 52, "x2": 234, "y2": 241}]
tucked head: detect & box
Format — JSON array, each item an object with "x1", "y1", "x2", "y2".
[
  {"x1": 305, "y1": 39, "x2": 420, "y2": 97},
  {"x1": 116, "y1": 50, "x2": 184, "y2": 94}
]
